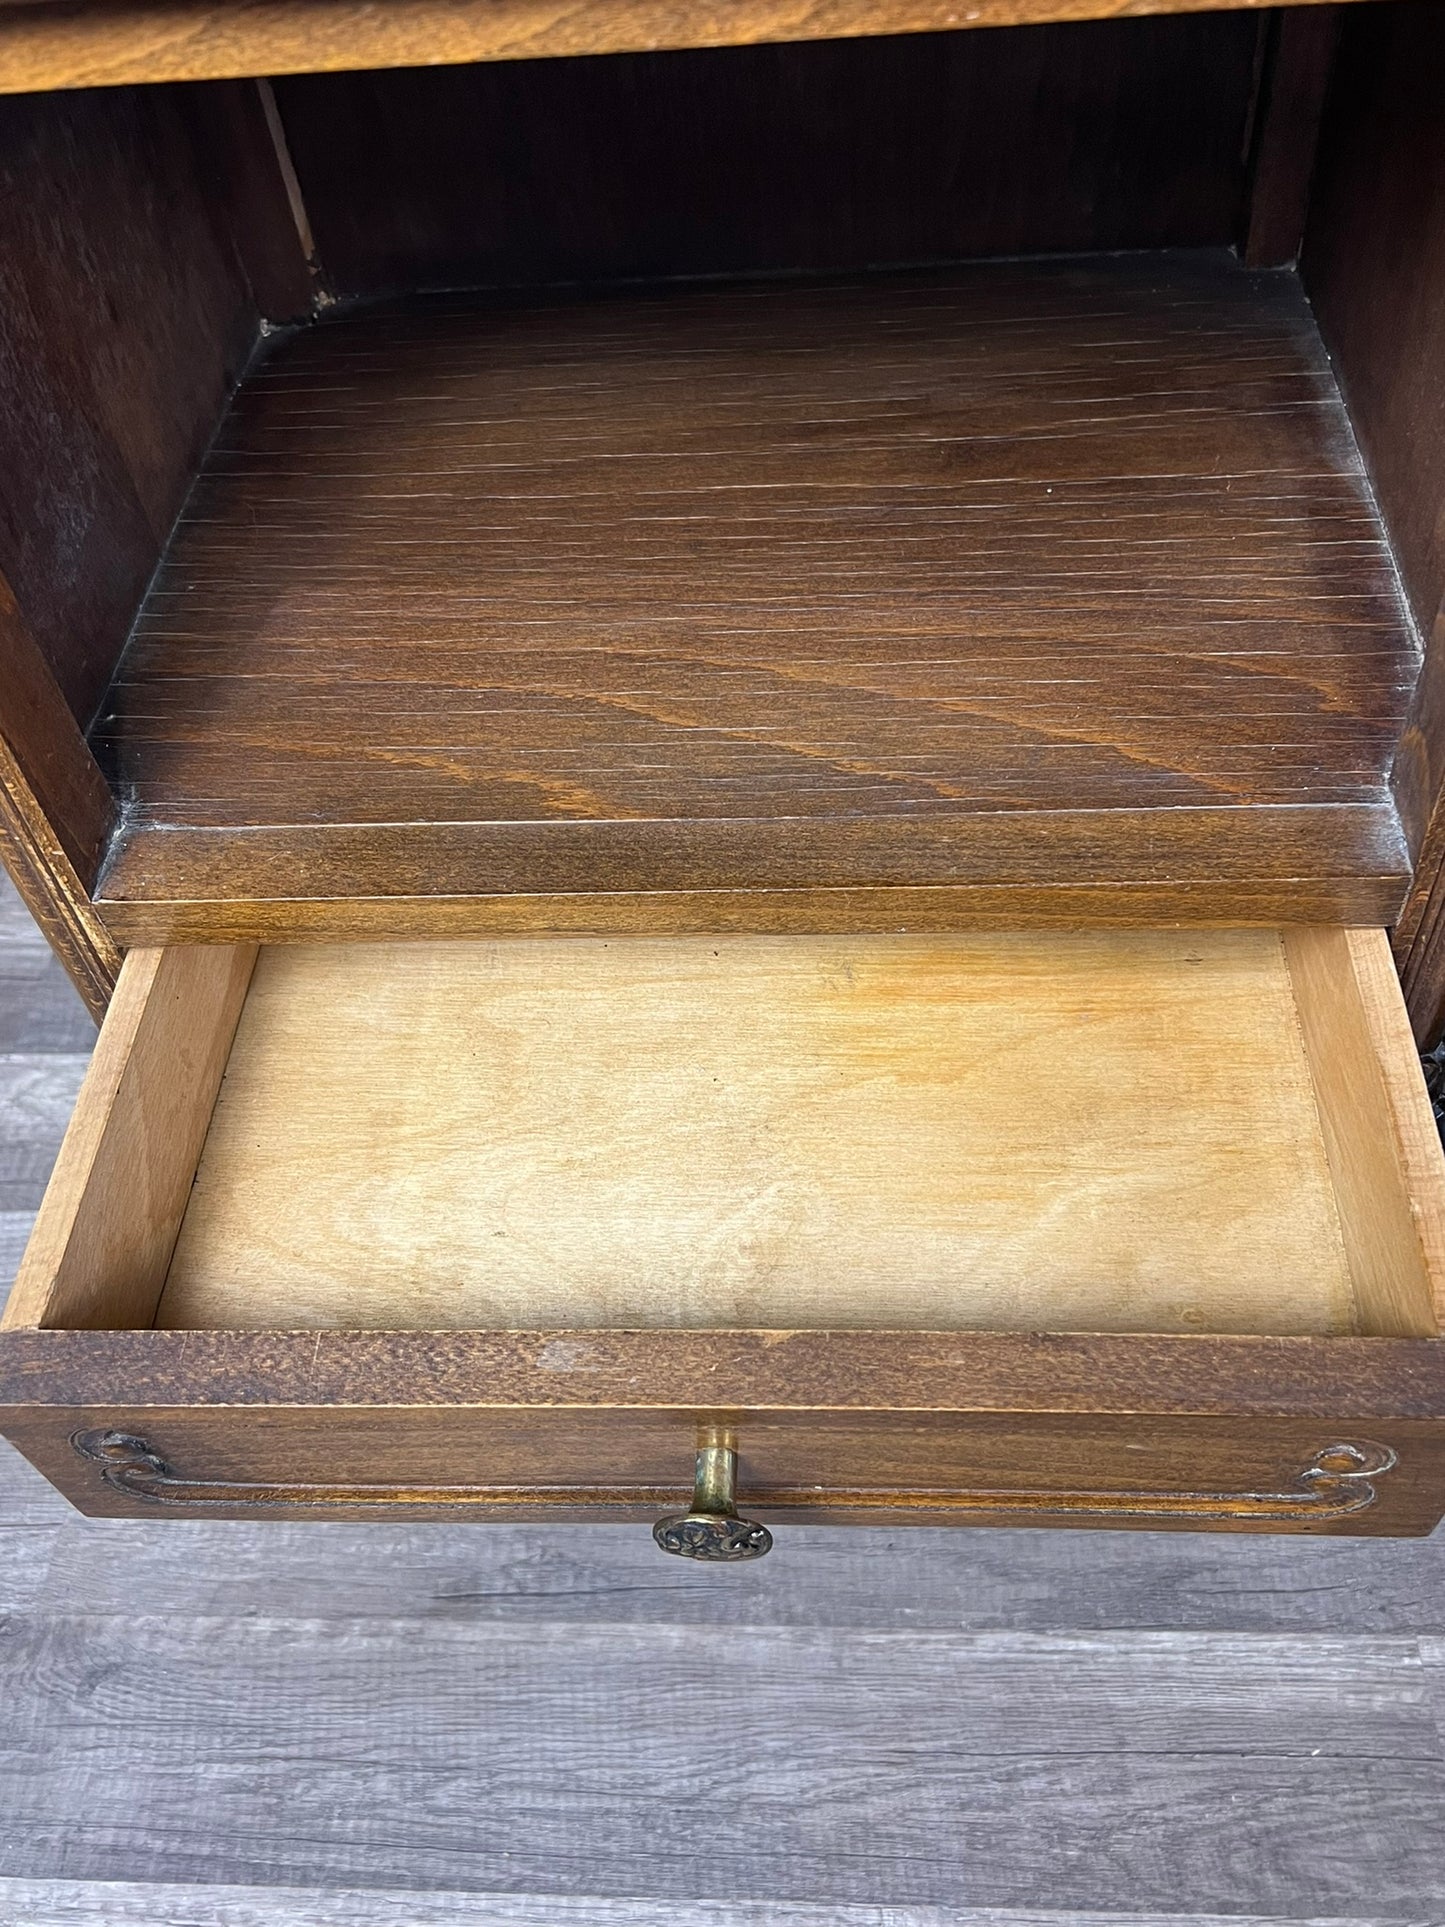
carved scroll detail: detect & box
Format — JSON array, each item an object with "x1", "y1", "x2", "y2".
[{"x1": 72, "y1": 1430, "x2": 1396, "y2": 1523}]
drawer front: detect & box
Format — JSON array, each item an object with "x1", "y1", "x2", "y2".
[
  {"x1": 5, "y1": 1389, "x2": 1444, "y2": 1539},
  {"x1": 5, "y1": 924, "x2": 1445, "y2": 1548}
]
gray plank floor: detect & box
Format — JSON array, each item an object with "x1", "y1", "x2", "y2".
[{"x1": 1, "y1": 872, "x2": 1444, "y2": 1926}]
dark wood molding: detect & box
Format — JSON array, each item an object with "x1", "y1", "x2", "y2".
[
  {"x1": 0, "y1": 579, "x2": 114, "y2": 884},
  {"x1": 0, "y1": 577, "x2": 120, "y2": 1021}
]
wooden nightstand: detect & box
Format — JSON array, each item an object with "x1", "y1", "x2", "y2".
[{"x1": 4, "y1": 0, "x2": 1445, "y2": 1555}]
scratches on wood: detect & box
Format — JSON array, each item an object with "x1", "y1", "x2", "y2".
[{"x1": 92, "y1": 252, "x2": 1417, "y2": 936}]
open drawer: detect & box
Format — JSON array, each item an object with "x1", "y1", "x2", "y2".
[{"x1": 3, "y1": 923, "x2": 1445, "y2": 1554}]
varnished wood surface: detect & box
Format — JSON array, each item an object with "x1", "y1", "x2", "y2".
[
  {"x1": 0, "y1": 87, "x2": 258, "y2": 733},
  {"x1": 0, "y1": 574, "x2": 120, "y2": 1020},
  {"x1": 1305, "y1": 1, "x2": 1445, "y2": 661},
  {"x1": 0, "y1": 0, "x2": 1368, "y2": 96},
  {"x1": 93, "y1": 807, "x2": 1413, "y2": 946},
  {"x1": 10, "y1": 1326, "x2": 1445, "y2": 1417},
  {"x1": 1302, "y1": 3, "x2": 1445, "y2": 1045},
  {"x1": 8, "y1": 913, "x2": 1445, "y2": 1528},
  {"x1": 94, "y1": 252, "x2": 1418, "y2": 938},
  {"x1": 0, "y1": 582, "x2": 114, "y2": 888},
  {"x1": 12, "y1": 1405, "x2": 1437, "y2": 1533},
  {"x1": 183, "y1": 79, "x2": 320, "y2": 326},
  {"x1": 275, "y1": 16, "x2": 1262, "y2": 297},
  {"x1": 1281, "y1": 926, "x2": 1445, "y2": 1336}
]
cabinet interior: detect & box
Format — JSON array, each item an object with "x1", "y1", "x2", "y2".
[{"x1": 4, "y1": 4, "x2": 1442, "y2": 951}]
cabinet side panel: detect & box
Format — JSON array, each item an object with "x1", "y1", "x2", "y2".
[
  {"x1": 0, "y1": 86, "x2": 260, "y2": 732},
  {"x1": 1305, "y1": 1, "x2": 1445, "y2": 646},
  {"x1": 1301, "y1": 2, "x2": 1445, "y2": 1037}
]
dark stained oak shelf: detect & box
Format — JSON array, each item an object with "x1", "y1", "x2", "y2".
[{"x1": 91, "y1": 250, "x2": 1420, "y2": 942}]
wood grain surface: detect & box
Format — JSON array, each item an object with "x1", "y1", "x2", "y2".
[
  {"x1": 0, "y1": 87, "x2": 258, "y2": 733},
  {"x1": 0, "y1": 0, "x2": 1367, "y2": 96},
  {"x1": 0, "y1": 576, "x2": 120, "y2": 1021},
  {"x1": 12, "y1": 1326, "x2": 1445, "y2": 1417},
  {"x1": 1240, "y1": 6, "x2": 1343, "y2": 271},
  {"x1": 0, "y1": 1616, "x2": 1439, "y2": 1911},
  {"x1": 158, "y1": 930, "x2": 1361, "y2": 1338},
  {"x1": 1305, "y1": 1, "x2": 1445, "y2": 657},
  {"x1": 93, "y1": 252, "x2": 1418, "y2": 938},
  {"x1": 274, "y1": 15, "x2": 1262, "y2": 297},
  {"x1": 2, "y1": 946, "x2": 255, "y2": 1332},
  {"x1": 0, "y1": 1892, "x2": 1427, "y2": 1927},
  {"x1": 1282, "y1": 927, "x2": 1445, "y2": 1337},
  {"x1": 1301, "y1": 3, "x2": 1445, "y2": 1044}
]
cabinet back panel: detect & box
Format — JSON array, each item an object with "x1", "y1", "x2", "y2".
[{"x1": 274, "y1": 14, "x2": 1263, "y2": 299}]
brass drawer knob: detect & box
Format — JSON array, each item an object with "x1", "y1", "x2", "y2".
[{"x1": 653, "y1": 1428, "x2": 772, "y2": 1561}]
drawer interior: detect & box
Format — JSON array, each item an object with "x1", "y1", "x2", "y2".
[{"x1": 7, "y1": 926, "x2": 1444, "y2": 1342}]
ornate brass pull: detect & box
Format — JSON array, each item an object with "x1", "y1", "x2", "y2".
[{"x1": 652, "y1": 1428, "x2": 773, "y2": 1562}]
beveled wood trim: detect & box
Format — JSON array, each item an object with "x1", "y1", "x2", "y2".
[
  {"x1": 1, "y1": 945, "x2": 257, "y2": 1333},
  {"x1": 0, "y1": 784, "x2": 118, "y2": 1024},
  {"x1": 0, "y1": 579, "x2": 119, "y2": 1021},
  {"x1": 3, "y1": 1329, "x2": 1445, "y2": 1419},
  {"x1": 0, "y1": 581, "x2": 114, "y2": 883},
  {"x1": 0, "y1": 0, "x2": 1368, "y2": 97},
  {"x1": 95, "y1": 876, "x2": 1414, "y2": 946},
  {"x1": 93, "y1": 804, "x2": 1412, "y2": 945}
]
